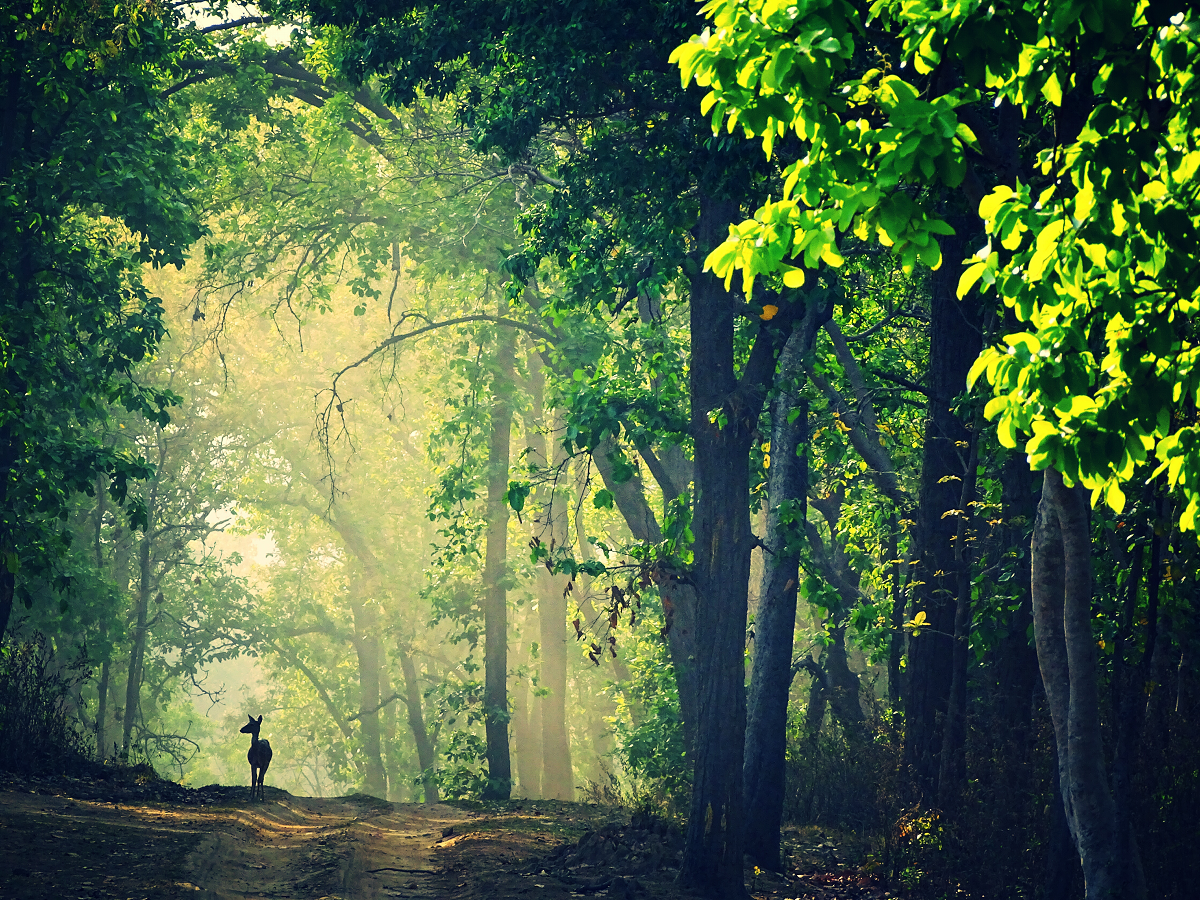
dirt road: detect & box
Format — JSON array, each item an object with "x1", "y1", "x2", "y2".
[
  {"x1": 184, "y1": 796, "x2": 471, "y2": 899},
  {"x1": 0, "y1": 773, "x2": 897, "y2": 900},
  {"x1": 0, "y1": 775, "x2": 616, "y2": 900}
]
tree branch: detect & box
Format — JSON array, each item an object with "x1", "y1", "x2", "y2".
[{"x1": 199, "y1": 17, "x2": 271, "y2": 33}]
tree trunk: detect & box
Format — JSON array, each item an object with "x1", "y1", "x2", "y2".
[
  {"x1": 593, "y1": 437, "x2": 700, "y2": 757},
  {"x1": 398, "y1": 645, "x2": 439, "y2": 804},
  {"x1": 0, "y1": 424, "x2": 17, "y2": 644},
  {"x1": 123, "y1": 502, "x2": 154, "y2": 757},
  {"x1": 93, "y1": 489, "x2": 110, "y2": 759},
  {"x1": 903, "y1": 229, "x2": 979, "y2": 800},
  {"x1": 886, "y1": 512, "x2": 906, "y2": 720},
  {"x1": 510, "y1": 635, "x2": 541, "y2": 797},
  {"x1": 538, "y1": 416, "x2": 574, "y2": 800},
  {"x1": 678, "y1": 195, "x2": 759, "y2": 898},
  {"x1": 1033, "y1": 468, "x2": 1144, "y2": 900},
  {"x1": 353, "y1": 600, "x2": 388, "y2": 799},
  {"x1": 743, "y1": 296, "x2": 831, "y2": 868},
  {"x1": 526, "y1": 365, "x2": 574, "y2": 800},
  {"x1": 482, "y1": 318, "x2": 515, "y2": 799},
  {"x1": 743, "y1": 363, "x2": 807, "y2": 869},
  {"x1": 937, "y1": 426, "x2": 980, "y2": 811}
]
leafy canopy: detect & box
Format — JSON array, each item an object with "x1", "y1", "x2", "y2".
[
  {"x1": 673, "y1": 0, "x2": 1200, "y2": 528},
  {"x1": 1, "y1": 0, "x2": 203, "y2": 602}
]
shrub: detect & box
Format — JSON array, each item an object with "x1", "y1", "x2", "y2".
[{"x1": 0, "y1": 634, "x2": 94, "y2": 774}]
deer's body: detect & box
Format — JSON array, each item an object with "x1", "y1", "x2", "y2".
[{"x1": 240, "y1": 715, "x2": 273, "y2": 801}]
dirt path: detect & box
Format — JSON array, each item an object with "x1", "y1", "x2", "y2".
[
  {"x1": 0, "y1": 774, "x2": 900, "y2": 900},
  {"x1": 185, "y1": 796, "x2": 474, "y2": 900},
  {"x1": 0, "y1": 778, "x2": 484, "y2": 900}
]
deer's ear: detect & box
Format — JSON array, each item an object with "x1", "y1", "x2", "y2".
[
  {"x1": 257, "y1": 715, "x2": 264, "y2": 725},
  {"x1": 248, "y1": 715, "x2": 256, "y2": 723}
]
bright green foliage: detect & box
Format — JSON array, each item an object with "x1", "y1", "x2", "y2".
[
  {"x1": 961, "y1": 12, "x2": 1200, "y2": 526},
  {"x1": 670, "y1": 0, "x2": 970, "y2": 294},
  {"x1": 1, "y1": 0, "x2": 202, "y2": 611},
  {"x1": 675, "y1": 0, "x2": 1200, "y2": 528}
]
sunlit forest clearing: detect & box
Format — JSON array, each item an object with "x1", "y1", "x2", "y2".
[{"x1": 3, "y1": 1, "x2": 1200, "y2": 899}]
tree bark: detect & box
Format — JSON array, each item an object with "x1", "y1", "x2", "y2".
[
  {"x1": 398, "y1": 644, "x2": 439, "y2": 804},
  {"x1": 886, "y1": 512, "x2": 907, "y2": 721},
  {"x1": 937, "y1": 426, "x2": 980, "y2": 811},
  {"x1": 525, "y1": 364, "x2": 574, "y2": 800},
  {"x1": 743, "y1": 320, "x2": 811, "y2": 869},
  {"x1": 537, "y1": 413, "x2": 574, "y2": 800},
  {"x1": 352, "y1": 599, "x2": 388, "y2": 799},
  {"x1": 679, "y1": 194, "x2": 780, "y2": 898},
  {"x1": 93, "y1": 489, "x2": 111, "y2": 759},
  {"x1": 0, "y1": 424, "x2": 18, "y2": 645},
  {"x1": 1033, "y1": 468, "x2": 1144, "y2": 900},
  {"x1": 482, "y1": 317, "x2": 516, "y2": 799},
  {"x1": 592, "y1": 436, "x2": 700, "y2": 757},
  {"x1": 903, "y1": 229, "x2": 979, "y2": 800},
  {"x1": 122, "y1": 525, "x2": 152, "y2": 757}
]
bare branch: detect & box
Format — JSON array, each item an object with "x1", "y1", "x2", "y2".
[
  {"x1": 329, "y1": 314, "x2": 556, "y2": 386},
  {"x1": 841, "y1": 307, "x2": 927, "y2": 343},
  {"x1": 198, "y1": 17, "x2": 271, "y2": 33},
  {"x1": 807, "y1": 365, "x2": 910, "y2": 510}
]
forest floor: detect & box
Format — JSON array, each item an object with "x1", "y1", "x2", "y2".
[{"x1": 0, "y1": 770, "x2": 902, "y2": 900}]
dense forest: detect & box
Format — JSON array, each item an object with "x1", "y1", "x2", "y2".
[{"x1": 2, "y1": 1, "x2": 1199, "y2": 898}]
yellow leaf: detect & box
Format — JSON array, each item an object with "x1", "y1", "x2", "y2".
[{"x1": 760, "y1": 304, "x2": 779, "y2": 320}]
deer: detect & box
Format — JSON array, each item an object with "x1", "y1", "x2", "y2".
[{"x1": 240, "y1": 714, "x2": 273, "y2": 801}]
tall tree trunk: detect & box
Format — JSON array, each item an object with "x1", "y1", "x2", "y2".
[
  {"x1": 122, "y1": 523, "x2": 152, "y2": 756},
  {"x1": 93, "y1": 487, "x2": 110, "y2": 758},
  {"x1": 937, "y1": 427, "x2": 980, "y2": 811},
  {"x1": 678, "y1": 195, "x2": 761, "y2": 898},
  {"x1": 353, "y1": 599, "x2": 388, "y2": 799},
  {"x1": 903, "y1": 229, "x2": 979, "y2": 800},
  {"x1": 742, "y1": 298, "x2": 831, "y2": 868},
  {"x1": 510, "y1": 635, "x2": 541, "y2": 797},
  {"x1": 0, "y1": 423, "x2": 18, "y2": 644},
  {"x1": 526, "y1": 365, "x2": 574, "y2": 799},
  {"x1": 743, "y1": 332, "x2": 808, "y2": 869},
  {"x1": 398, "y1": 644, "x2": 438, "y2": 804},
  {"x1": 380, "y1": 667, "x2": 399, "y2": 800},
  {"x1": 1033, "y1": 469, "x2": 1144, "y2": 900},
  {"x1": 592, "y1": 438, "x2": 700, "y2": 757},
  {"x1": 538, "y1": 416, "x2": 574, "y2": 800},
  {"x1": 482, "y1": 317, "x2": 515, "y2": 799}
]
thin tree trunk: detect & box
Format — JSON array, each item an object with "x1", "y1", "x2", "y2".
[
  {"x1": 904, "y1": 229, "x2": 979, "y2": 800},
  {"x1": 886, "y1": 512, "x2": 906, "y2": 719},
  {"x1": 122, "y1": 525, "x2": 152, "y2": 756},
  {"x1": 482, "y1": 316, "x2": 515, "y2": 799},
  {"x1": 510, "y1": 635, "x2": 541, "y2": 797},
  {"x1": 743, "y1": 298, "x2": 830, "y2": 868},
  {"x1": 526, "y1": 364, "x2": 574, "y2": 800},
  {"x1": 1034, "y1": 469, "x2": 1144, "y2": 900},
  {"x1": 0, "y1": 424, "x2": 17, "y2": 644},
  {"x1": 353, "y1": 600, "x2": 388, "y2": 799},
  {"x1": 398, "y1": 644, "x2": 438, "y2": 804},
  {"x1": 538, "y1": 414, "x2": 574, "y2": 800},
  {"x1": 93, "y1": 487, "x2": 110, "y2": 758},
  {"x1": 743, "y1": 360, "x2": 807, "y2": 869},
  {"x1": 937, "y1": 427, "x2": 980, "y2": 810},
  {"x1": 592, "y1": 438, "x2": 700, "y2": 756}
]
